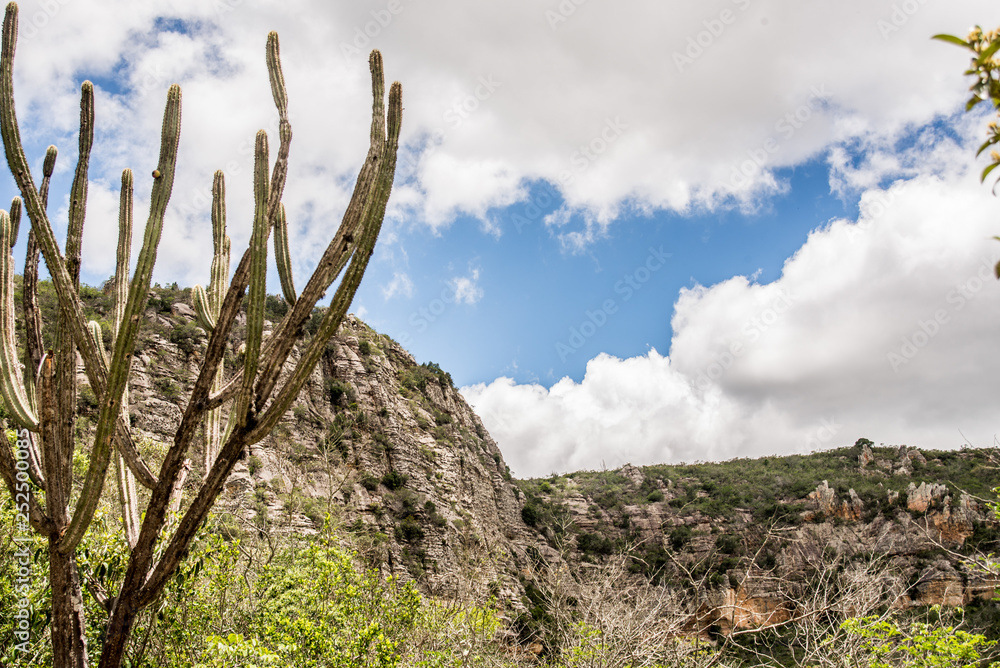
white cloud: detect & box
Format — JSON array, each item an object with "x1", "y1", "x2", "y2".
[
  {"x1": 463, "y1": 140, "x2": 1000, "y2": 478},
  {"x1": 4, "y1": 0, "x2": 997, "y2": 289},
  {"x1": 447, "y1": 267, "x2": 483, "y2": 305},
  {"x1": 381, "y1": 271, "x2": 414, "y2": 300}
]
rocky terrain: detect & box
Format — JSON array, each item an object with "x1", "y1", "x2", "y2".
[{"x1": 69, "y1": 284, "x2": 1000, "y2": 641}]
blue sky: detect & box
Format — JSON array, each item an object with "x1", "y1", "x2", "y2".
[
  {"x1": 357, "y1": 158, "x2": 847, "y2": 388},
  {"x1": 5, "y1": 0, "x2": 1000, "y2": 476}
]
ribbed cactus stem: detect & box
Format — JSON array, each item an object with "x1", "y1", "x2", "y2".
[
  {"x1": 113, "y1": 169, "x2": 133, "y2": 338},
  {"x1": 232, "y1": 131, "x2": 270, "y2": 435},
  {"x1": 0, "y1": 208, "x2": 37, "y2": 429},
  {"x1": 87, "y1": 320, "x2": 105, "y2": 362},
  {"x1": 112, "y1": 168, "x2": 140, "y2": 547},
  {"x1": 265, "y1": 31, "x2": 291, "y2": 229},
  {"x1": 21, "y1": 146, "x2": 54, "y2": 407},
  {"x1": 66, "y1": 80, "x2": 93, "y2": 286},
  {"x1": 274, "y1": 203, "x2": 296, "y2": 304},
  {"x1": 192, "y1": 285, "x2": 215, "y2": 332},
  {"x1": 63, "y1": 82, "x2": 182, "y2": 552},
  {"x1": 7, "y1": 195, "x2": 18, "y2": 246},
  {"x1": 266, "y1": 32, "x2": 287, "y2": 122},
  {"x1": 209, "y1": 171, "x2": 229, "y2": 314},
  {"x1": 200, "y1": 170, "x2": 228, "y2": 473}
]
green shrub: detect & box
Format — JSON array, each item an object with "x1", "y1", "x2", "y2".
[
  {"x1": 396, "y1": 517, "x2": 424, "y2": 543},
  {"x1": 381, "y1": 470, "x2": 408, "y2": 491},
  {"x1": 169, "y1": 320, "x2": 204, "y2": 356},
  {"x1": 521, "y1": 504, "x2": 540, "y2": 527},
  {"x1": 576, "y1": 532, "x2": 614, "y2": 556}
]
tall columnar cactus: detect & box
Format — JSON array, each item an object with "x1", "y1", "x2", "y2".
[{"x1": 0, "y1": 4, "x2": 403, "y2": 668}]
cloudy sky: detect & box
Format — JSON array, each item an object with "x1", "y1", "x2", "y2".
[{"x1": 4, "y1": 0, "x2": 1000, "y2": 477}]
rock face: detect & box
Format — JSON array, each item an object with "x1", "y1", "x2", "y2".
[
  {"x1": 805, "y1": 480, "x2": 864, "y2": 521},
  {"x1": 108, "y1": 305, "x2": 533, "y2": 601}
]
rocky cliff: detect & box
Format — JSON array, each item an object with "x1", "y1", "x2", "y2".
[{"x1": 72, "y1": 285, "x2": 1000, "y2": 640}]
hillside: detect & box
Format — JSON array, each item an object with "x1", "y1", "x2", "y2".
[{"x1": 7, "y1": 279, "x2": 1000, "y2": 664}]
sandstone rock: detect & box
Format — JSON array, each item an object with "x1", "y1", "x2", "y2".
[
  {"x1": 171, "y1": 302, "x2": 196, "y2": 319},
  {"x1": 906, "y1": 482, "x2": 948, "y2": 512},
  {"x1": 620, "y1": 463, "x2": 645, "y2": 486}
]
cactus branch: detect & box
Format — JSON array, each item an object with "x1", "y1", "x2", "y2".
[
  {"x1": 0, "y1": 209, "x2": 36, "y2": 428},
  {"x1": 273, "y1": 203, "x2": 296, "y2": 304},
  {"x1": 62, "y1": 83, "x2": 181, "y2": 552},
  {"x1": 109, "y1": 173, "x2": 141, "y2": 547},
  {"x1": 21, "y1": 145, "x2": 55, "y2": 398},
  {"x1": 250, "y1": 50, "x2": 388, "y2": 409},
  {"x1": 52, "y1": 81, "x2": 94, "y2": 526},
  {"x1": 192, "y1": 284, "x2": 215, "y2": 332},
  {"x1": 250, "y1": 80, "x2": 401, "y2": 443},
  {"x1": 231, "y1": 130, "x2": 270, "y2": 435},
  {"x1": 200, "y1": 170, "x2": 229, "y2": 473},
  {"x1": 7, "y1": 193, "x2": 17, "y2": 245}
]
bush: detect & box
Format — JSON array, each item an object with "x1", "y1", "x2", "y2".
[
  {"x1": 522, "y1": 504, "x2": 540, "y2": 527},
  {"x1": 247, "y1": 456, "x2": 262, "y2": 476},
  {"x1": 170, "y1": 320, "x2": 204, "y2": 356},
  {"x1": 381, "y1": 470, "x2": 408, "y2": 491},
  {"x1": 577, "y1": 532, "x2": 614, "y2": 556},
  {"x1": 325, "y1": 379, "x2": 354, "y2": 407},
  {"x1": 395, "y1": 517, "x2": 424, "y2": 543},
  {"x1": 263, "y1": 294, "x2": 288, "y2": 322}
]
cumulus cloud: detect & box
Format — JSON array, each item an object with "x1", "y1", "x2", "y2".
[
  {"x1": 463, "y1": 142, "x2": 1000, "y2": 478},
  {"x1": 447, "y1": 267, "x2": 483, "y2": 305},
  {"x1": 382, "y1": 272, "x2": 415, "y2": 300},
  {"x1": 4, "y1": 0, "x2": 997, "y2": 289}
]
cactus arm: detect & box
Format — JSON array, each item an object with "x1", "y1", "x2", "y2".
[
  {"x1": 251, "y1": 51, "x2": 387, "y2": 409},
  {"x1": 264, "y1": 31, "x2": 291, "y2": 231},
  {"x1": 208, "y1": 170, "x2": 229, "y2": 312},
  {"x1": 21, "y1": 145, "x2": 55, "y2": 397},
  {"x1": 201, "y1": 170, "x2": 229, "y2": 472},
  {"x1": 248, "y1": 80, "x2": 402, "y2": 443},
  {"x1": 229, "y1": 130, "x2": 270, "y2": 436},
  {"x1": 109, "y1": 168, "x2": 140, "y2": 547},
  {"x1": 62, "y1": 83, "x2": 181, "y2": 552},
  {"x1": 0, "y1": 6, "x2": 110, "y2": 406},
  {"x1": 0, "y1": 209, "x2": 37, "y2": 429},
  {"x1": 192, "y1": 284, "x2": 215, "y2": 332},
  {"x1": 113, "y1": 169, "x2": 133, "y2": 337},
  {"x1": 87, "y1": 320, "x2": 106, "y2": 363},
  {"x1": 66, "y1": 81, "x2": 93, "y2": 286},
  {"x1": 273, "y1": 203, "x2": 296, "y2": 305},
  {"x1": 7, "y1": 194, "x2": 17, "y2": 246},
  {"x1": 51, "y1": 82, "x2": 94, "y2": 512},
  {"x1": 37, "y1": 354, "x2": 70, "y2": 530}
]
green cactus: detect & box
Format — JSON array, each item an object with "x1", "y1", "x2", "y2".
[
  {"x1": 110, "y1": 168, "x2": 140, "y2": 547},
  {"x1": 193, "y1": 171, "x2": 230, "y2": 472},
  {"x1": 0, "y1": 3, "x2": 403, "y2": 666}
]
